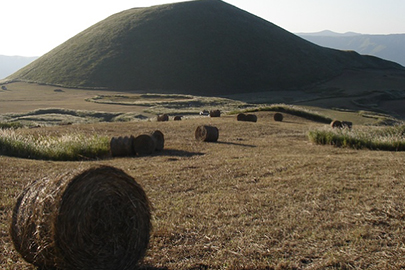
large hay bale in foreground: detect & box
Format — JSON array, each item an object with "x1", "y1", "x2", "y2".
[
  {"x1": 133, "y1": 134, "x2": 156, "y2": 155},
  {"x1": 273, "y1": 112, "x2": 283, "y2": 122},
  {"x1": 10, "y1": 166, "x2": 151, "y2": 270},
  {"x1": 331, "y1": 120, "x2": 343, "y2": 128},
  {"x1": 195, "y1": 125, "x2": 219, "y2": 142},
  {"x1": 157, "y1": 114, "x2": 169, "y2": 122},
  {"x1": 110, "y1": 135, "x2": 134, "y2": 157},
  {"x1": 151, "y1": 130, "x2": 164, "y2": 151}
]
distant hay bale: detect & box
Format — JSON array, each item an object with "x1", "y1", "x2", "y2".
[
  {"x1": 237, "y1": 113, "x2": 246, "y2": 121},
  {"x1": 273, "y1": 112, "x2": 283, "y2": 122},
  {"x1": 331, "y1": 120, "x2": 343, "y2": 128},
  {"x1": 157, "y1": 114, "x2": 169, "y2": 122},
  {"x1": 110, "y1": 135, "x2": 134, "y2": 157},
  {"x1": 209, "y1": 110, "x2": 221, "y2": 117},
  {"x1": 195, "y1": 125, "x2": 219, "y2": 142},
  {"x1": 151, "y1": 130, "x2": 164, "y2": 151},
  {"x1": 245, "y1": 114, "x2": 257, "y2": 122},
  {"x1": 174, "y1": 115, "x2": 182, "y2": 121},
  {"x1": 133, "y1": 134, "x2": 156, "y2": 155},
  {"x1": 342, "y1": 121, "x2": 353, "y2": 129},
  {"x1": 10, "y1": 165, "x2": 151, "y2": 270}
]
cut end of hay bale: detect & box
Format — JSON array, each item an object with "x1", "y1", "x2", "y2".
[
  {"x1": 237, "y1": 113, "x2": 246, "y2": 121},
  {"x1": 151, "y1": 130, "x2": 164, "y2": 151},
  {"x1": 157, "y1": 114, "x2": 169, "y2": 122},
  {"x1": 195, "y1": 125, "x2": 219, "y2": 142},
  {"x1": 110, "y1": 135, "x2": 135, "y2": 157},
  {"x1": 209, "y1": 110, "x2": 221, "y2": 117},
  {"x1": 273, "y1": 112, "x2": 283, "y2": 122},
  {"x1": 10, "y1": 165, "x2": 151, "y2": 270},
  {"x1": 331, "y1": 120, "x2": 343, "y2": 128},
  {"x1": 133, "y1": 134, "x2": 156, "y2": 155}
]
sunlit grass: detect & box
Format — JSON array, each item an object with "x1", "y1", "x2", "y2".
[
  {"x1": 308, "y1": 124, "x2": 405, "y2": 151},
  {"x1": 0, "y1": 129, "x2": 110, "y2": 160}
]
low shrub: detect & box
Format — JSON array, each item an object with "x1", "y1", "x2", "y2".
[
  {"x1": 0, "y1": 129, "x2": 110, "y2": 160},
  {"x1": 308, "y1": 125, "x2": 405, "y2": 151}
]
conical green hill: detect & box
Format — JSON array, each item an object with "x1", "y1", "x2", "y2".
[{"x1": 8, "y1": 0, "x2": 404, "y2": 95}]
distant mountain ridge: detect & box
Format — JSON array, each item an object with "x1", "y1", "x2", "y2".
[
  {"x1": 297, "y1": 31, "x2": 405, "y2": 66},
  {"x1": 0, "y1": 55, "x2": 38, "y2": 79},
  {"x1": 6, "y1": 0, "x2": 405, "y2": 95}
]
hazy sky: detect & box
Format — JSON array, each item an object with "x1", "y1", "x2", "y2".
[{"x1": 1, "y1": 0, "x2": 404, "y2": 57}]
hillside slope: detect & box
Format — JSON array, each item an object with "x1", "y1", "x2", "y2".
[
  {"x1": 7, "y1": 0, "x2": 404, "y2": 95},
  {"x1": 298, "y1": 31, "x2": 405, "y2": 67}
]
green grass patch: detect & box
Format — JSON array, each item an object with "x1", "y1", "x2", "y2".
[
  {"x1": 0, "y1": 122, "x2": 23, "y2": 129},
  {"x1": 308, "y1": 125, "x2": 405, "y2": 151},
  {"x1": 0, "y1": 129, "x2": 110, "y2": 160}
]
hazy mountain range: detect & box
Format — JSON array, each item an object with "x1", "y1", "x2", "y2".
[
  {"x1": 0, "y1": 55, "x2": 38, "y2": 79},
  {"x1": 297, "y1": 30, "x2": 405, "y2": 66}
]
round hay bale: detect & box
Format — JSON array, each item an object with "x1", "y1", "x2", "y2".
[
  {"x1": 209, "y1": 110, "x2": 221, "y2": 117},
  {"x1": 157, "y1": 114, "x2": 169, "y2": 122},
  {"x1": 331, "y1": 120, "x2": 343, "y2": 128},
  {"x1": 133, "y1": 134, "x2": 156, "y2": 155},
  {"x1": 195, "y1": 125, "x2": 219, "y2": 142},
  {"x1": 151, "y1": 130, "x2": 164, "y2": 151},
  {"x1": 342, "y1": 121, "x2": 353, "y2": 129},
  {"x1": 245, "y1": 114, "x2": 257, "y2": 122},
  {"x1": 173, "y1": 115, "x2": 182, "y2": 121},
  {"x1": 273, "y1": 112, "x2": 283, "y2": 122},
  {"x1": 110, "y1": 136, "x2": 134, "y2": 157},
  {"x1": 10, "y1": 165, "x2": 151, "y2": 270},
  {"x1": 237, "y1": 113, "x2": 246, "y2": 121}
]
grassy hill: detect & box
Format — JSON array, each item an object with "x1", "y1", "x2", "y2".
[{"x1": 6, "y1": 0, "x2": 404, "y2": 95}]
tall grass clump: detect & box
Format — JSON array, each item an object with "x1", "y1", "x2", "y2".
[
  {"x1": 0, "y1": 129, "x2": 110, "y2": 160},
  {"x1": 308, "y1": 124, "x2": 405, "y2": 151},
  {"x1": 0, "y1": 122, "x2": 23, "y2": 129},
  {"x1": 245, "y1": 104, "x2": 333, "y2": 123}
]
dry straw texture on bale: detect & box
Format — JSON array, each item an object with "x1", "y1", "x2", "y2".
[
  {"x1": 157, "y1": 114, "x2": 169, "y2": 122},
  {"x1": 151, "y1": 130, "x2": 164, "y2": 151},
  {"x1": 331, "y1": 120, "x2": 343, "y2": 128},
  {"x1": 133, "y1": 134, "x2": 156, "y2": 155},
  {"x1": 10, "y1": 165, "x2": 151, "y2": 270},
  {"x1": 273, "y1": 112, "x2": 284, "y2": 122},
  {"x1": 209, "y1": 110, "x2": 221, "y2": 117},
  {"x1": 110, "y1": 135, "x2": 134, "y2": 157},
  {"x1": 195, "y1": 125, "x2": 219, "y2": 142}
]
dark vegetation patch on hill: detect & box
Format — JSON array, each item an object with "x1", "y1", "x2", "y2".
[{"x1": 7, "y1": 0, "x2": 404, "y2": 95}]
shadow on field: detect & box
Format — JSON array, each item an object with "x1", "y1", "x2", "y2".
[
  {"x1": 157, "y1": 149, "x2": 205, "y2": 157},
  {"x1": 215, "y1": 141, "x2": 256, "y2": 148}
]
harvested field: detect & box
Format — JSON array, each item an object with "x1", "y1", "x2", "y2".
[{"x1": 1, "y1": 112, "x2": 405, "y2": 269}]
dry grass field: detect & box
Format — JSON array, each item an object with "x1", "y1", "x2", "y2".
[{"x1": 1, "y1": 111, "x2": 405, "y2": 269}]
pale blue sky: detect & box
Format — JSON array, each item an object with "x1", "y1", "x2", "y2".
[{"x1": 1, "y1": 0, "x2": 404, "y2": 56}]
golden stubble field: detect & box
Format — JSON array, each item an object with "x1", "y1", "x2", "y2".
[{"x1": 1, "y1": 112, "x2": 405, "y2": 269}]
